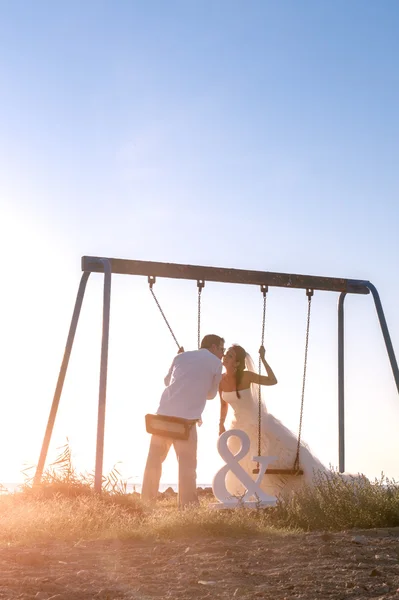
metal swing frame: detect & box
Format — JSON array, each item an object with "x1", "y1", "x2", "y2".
[{"x1": 34, "y1": 255, "x2": 399, "y2": 492}]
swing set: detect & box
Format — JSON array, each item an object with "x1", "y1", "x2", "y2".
[{"x1": 34, "y1": 256, "x2": 399, "y2": 492}]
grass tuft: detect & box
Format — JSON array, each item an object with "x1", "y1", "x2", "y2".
[
  {"x1": 266, "y1": 470, "x2": 399, "y2": 531},
  {"x1": 4, "y1": 447, "x2": 399, "y2": 543}
]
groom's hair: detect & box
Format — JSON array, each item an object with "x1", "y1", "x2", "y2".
[{"x1": 200, "y1": 334, "x2": 224, "y2": 349}]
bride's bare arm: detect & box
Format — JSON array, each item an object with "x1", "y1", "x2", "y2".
[
  {"x1": 245, "y1": 346, "x2": 277, "y2": 386},
  {"x1": 219, "y1": 388, "x2": 228, "y2": 435}
]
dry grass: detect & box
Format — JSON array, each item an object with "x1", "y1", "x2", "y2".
[
  {"x1": 2, "y1": 473, "x2": 399, "y2": 545},
  {"x1": 270, "y1": 470, "x2": 399, "y2": 531},
  {"x1": 3, "y1": 445, "x2": 399, "y2": 544},
  {"x1": 0, "y1": 494, "x2": 288, "y2": 545}
]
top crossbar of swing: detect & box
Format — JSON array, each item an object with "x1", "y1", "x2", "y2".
[{"x1": 82, "y1": 256, "x2": 370, "y2": 295}]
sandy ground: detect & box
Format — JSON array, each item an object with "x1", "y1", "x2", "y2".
[{"x1": 2, "y1": 528, "x2": 399, "y2": 599}]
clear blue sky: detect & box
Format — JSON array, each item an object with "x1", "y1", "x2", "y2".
[{"x1": 1, "y1": 1, "x2": 398, "y2": 485}]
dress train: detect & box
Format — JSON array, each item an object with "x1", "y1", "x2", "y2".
[{"x1": 222, "y1": 388, "x2": 327, "y2": 498}]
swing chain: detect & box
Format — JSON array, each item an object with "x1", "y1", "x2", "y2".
[
  {"x1": 197, "y1": 280, "x2": 205, "y2": 349},
  {"x1": 253, "y1": 284, "x2": 268, "y2": 474},
  {"x1": 293, "y1": 288, "x2": 313, "y2": 471},
  {"x1": 148, "y1": 276, "x2": 182, "y2": 352}
]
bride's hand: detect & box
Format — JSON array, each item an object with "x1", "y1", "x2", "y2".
[
  {"x1": 259, "y1": 345, "x2": 266, "y2": 359},
  {"x1": 219, "y1": 424, "x2": 226, "y2": 436}
]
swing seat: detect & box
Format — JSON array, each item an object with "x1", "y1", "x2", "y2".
[
  {"x1": 145, "y1": 414, "x2": 197, "y2": 441},
  {"x1": 265, "y1": 468, "x2": 304, "y2": 476},
  {"x1": 252, "y1": 467, "x2": 304, "y2": 476}
]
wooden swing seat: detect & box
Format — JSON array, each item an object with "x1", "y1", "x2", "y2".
[
  {"x1": 145, "y1": 413, "x2": 197, "y2": 441},
  {"x1": 265, "y1": 468, "x2": 304, "y2": 476},
  {"x1": 253, "y1": 467, "x2": 304, "y2": 476}
]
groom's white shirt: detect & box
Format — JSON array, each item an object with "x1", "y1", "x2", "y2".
[{"x1": 156, "y1": 348, "x2": 223, "y2": 420}]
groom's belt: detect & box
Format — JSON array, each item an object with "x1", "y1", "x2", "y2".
[{"x1": 145, "y1": 414, "x2": 198, "y2": 440}]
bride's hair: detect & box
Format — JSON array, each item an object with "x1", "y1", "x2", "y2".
[{"x1": 231, "y1": 344, "x2": 247, "y2": 399}]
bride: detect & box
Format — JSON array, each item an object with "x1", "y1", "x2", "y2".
[{"x1": 219, "y1": 344, "x2": 327, "y2": 497}]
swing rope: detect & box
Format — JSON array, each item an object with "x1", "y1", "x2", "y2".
[
  {"x1": 253, "y1": 285, "x2": 268, "y2": 475},
  {"x1": 197, "y1": 280, "x2": 205, "y2": 349},
  {"x1": 293, "y1": 289, "x2": 313, "y2": 471},
  {"x1": 144, "y1": 278, "x2": 206, "y2": 441},
  {"x1": 149, "y1": 276, "x2": 205, "y2": 352},
  {"x1": 254, "y1": 287, "x2": 313, "y2": 477},
  {"x1": 148, "y1": 276, "x2": 182, "y2": 351},
  {"x1": 257, "y1": 285, "x2": 268, "y2": 457}
]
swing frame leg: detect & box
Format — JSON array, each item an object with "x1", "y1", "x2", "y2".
[
  {"x1": 34, "y1": 259, "x2": 113, "y2": 494},
  {"x1": 34, "y1": 271, "x2": 91, "y2": 485},
  {"x1": 94, "y1": 259, "x2": 112, "y2": 492},
  {"x1": 338, "y1": 285, "x2": 399, "y2": 473}
]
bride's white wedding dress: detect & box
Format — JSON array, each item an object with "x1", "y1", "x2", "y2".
[{"x1": 222, "y1": 358, "x2": 327, "y2": 497}]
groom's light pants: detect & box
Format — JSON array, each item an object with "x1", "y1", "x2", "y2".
[{"x1": 141, "y1": 425, "x2": 199, "y2": 508}]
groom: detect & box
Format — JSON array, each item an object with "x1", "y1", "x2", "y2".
[{"x1": 141, "y1": 334, "x2": 225, "y2": 507}]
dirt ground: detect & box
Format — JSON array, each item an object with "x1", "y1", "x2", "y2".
[{"x1": 2, "y1": 528, "x2": 399, "y2": 599}]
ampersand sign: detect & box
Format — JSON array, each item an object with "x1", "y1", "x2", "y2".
[{"x1": 211, "y1": 429, "x2": 277, "y2": 509}]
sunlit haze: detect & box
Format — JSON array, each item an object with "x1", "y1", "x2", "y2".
[{"x1": 1, "y1": 1, "x2": 398, "y2": 487}]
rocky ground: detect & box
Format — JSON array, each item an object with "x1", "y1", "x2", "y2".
[{"x1": 2, "y1": 527, "x2": 399, "y2": 599}]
